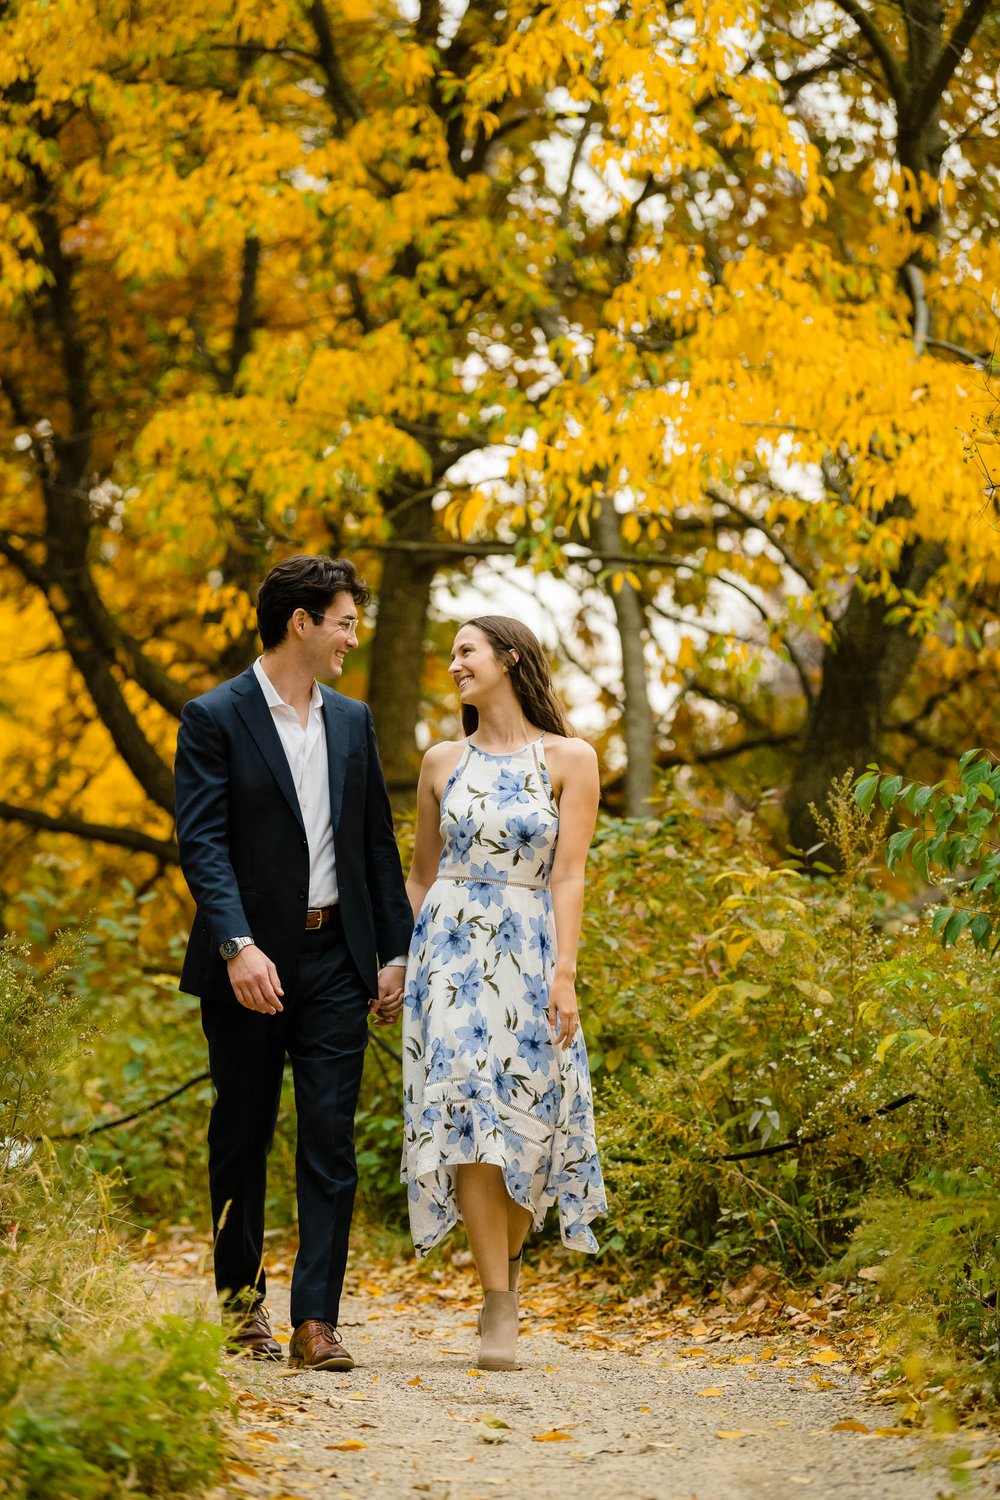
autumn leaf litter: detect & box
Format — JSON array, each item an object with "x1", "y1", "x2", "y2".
[{"x1": 142, "y1": 1235, "x2": 999, "y2": 1499}]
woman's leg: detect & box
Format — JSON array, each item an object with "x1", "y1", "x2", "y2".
[
  {"x1": 455, "y1": 1163, "x2": 510, "y2": 1290},
  {"x1": 506, "y1": 1196, "x2": 532, "y2": 1264}
]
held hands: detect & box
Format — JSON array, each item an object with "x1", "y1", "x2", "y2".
[
  {"x1": 370, "y1": 964, "x2": 406, "y2": 1026},
  {"x1": 227, "y1": 944, "x2": 284, "y2": 1014},
  {"x1": 548, "y1": 969, "x2": 579, "y2": 1050}
]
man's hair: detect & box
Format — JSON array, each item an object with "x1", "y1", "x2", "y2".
[{"x1": 256, "y1": 555, "x2": 370, "y2": 650}]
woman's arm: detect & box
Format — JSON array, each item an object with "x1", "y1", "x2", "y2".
[
  {"x1": 405, "y1": 743, "x2": 457, "y2": 918},
  {"x1": 546, "y1": 737, "x2": 600, "y2": 1047}
]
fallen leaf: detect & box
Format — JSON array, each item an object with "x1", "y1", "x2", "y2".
[
  {"x1": 532, "y1": 1430, "x2": 573, "y2": 1442},
  {"x1": 874, "y1": 1427, "x2": 910, "y2": 1437},
  {"x1": 697, "y1": 1388, "x2": 724, "y2": 1398},
  {"x1": 690, "y1": 1321, "x2": 709, "y2": 1337},
  {"x1": 407, "y1": 1377, "x2": 423, "y2": 1386},
  {"x1": 832, "y1": 1421, "x2": 870, "y2": 1433},
  {"x1": 810, "y1": 1349, "x2": 844, "y2": 1365},
  {"x1": 327, "y1": 1440, "x2": 366, "y2": 1451},
  {"x1": 716, "y1": 1431, "x2": 747, "y2": 1439},
  {"x1": 246, "y1": 1431, "x2": 279, "y2": 1442}
]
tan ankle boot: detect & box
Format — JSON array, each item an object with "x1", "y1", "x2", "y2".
[
  {"x1": 477, "y1": 1254, "x2": 522, "y2": 1333},
  {"x1": 478, "y1": 1289, "x2": 518, "y2": 1370}
]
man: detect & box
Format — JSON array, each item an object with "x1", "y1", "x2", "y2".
[{"x1": 175, "y1": 555, "x2": 413, "y2": 1371}]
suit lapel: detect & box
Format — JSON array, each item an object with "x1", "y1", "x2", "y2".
[
  {"x1": 232, "y1": 668, "x2": 306, "y2": 833},
  {"x1": 321, "y1": 686, "x2": 348, "y2": 832}
]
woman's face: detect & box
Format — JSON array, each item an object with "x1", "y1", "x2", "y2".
[{"x1": 449, "y1": 625, "x2": 508, "y2": 707}]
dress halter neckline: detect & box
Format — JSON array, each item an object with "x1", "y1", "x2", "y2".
[{"x1": 467, "y1": 733, "x2": 546, "y2": 759}]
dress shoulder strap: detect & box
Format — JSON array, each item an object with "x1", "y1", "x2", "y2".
[{"x1": 529, "y1": 736, "x2": 558, "y2": 813}]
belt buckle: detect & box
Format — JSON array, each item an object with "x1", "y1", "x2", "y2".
[{"x1": 305, "y1": 909, "x2": 322, "y2": 931}]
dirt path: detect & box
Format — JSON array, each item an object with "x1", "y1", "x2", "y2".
[{"x1": 144, "y1": 1250, "x2": 999, "y2": 1500}]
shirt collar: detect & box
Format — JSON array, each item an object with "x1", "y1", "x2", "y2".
[{"x1": 253, "y1": 657, "x2": 323, "y2": 714}]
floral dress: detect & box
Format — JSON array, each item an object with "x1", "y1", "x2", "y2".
[{"x1": 400, "y1": 736, "x2": 606, "y2": 1256}]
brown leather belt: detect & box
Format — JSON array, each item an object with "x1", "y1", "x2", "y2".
[{"x1": 305, "y1": 905, "x2": 339, "y2": 930}]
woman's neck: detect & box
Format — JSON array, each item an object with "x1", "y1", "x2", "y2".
[{"x1": 471, "y1": 702, "x2": 538, "y2": 752}]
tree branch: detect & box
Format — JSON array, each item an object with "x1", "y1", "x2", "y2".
[
  {"x1": 831, "y1": 0, "x2": 906, "y2": 102},
  {"x1": 911, "y1": 0, "x2": 993, "y2": 123},
  {"x1": 225, "y1": 235, "x2": 260, "y2": 392},
  {"x1": 706, "y1": 484, "x2": 823, "y2": 599},
  {"x1": 309, "y1": 0, "x2": 362, "y2": 133},
  {"x1": 0, "y1": 802, "x2": 179, "y2": 862}
]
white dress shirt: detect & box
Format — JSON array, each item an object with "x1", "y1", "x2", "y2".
[{"x1": 253, "y1": 657, "x2": 338, "y2": 907}]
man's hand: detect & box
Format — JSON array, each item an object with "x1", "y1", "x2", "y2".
[
  {"x1": 227, "y1": 945, "x2": 284, "y2": 1014},
  {"x1": 370, "y1": 963, "x2": 406, "y2": 1026}
]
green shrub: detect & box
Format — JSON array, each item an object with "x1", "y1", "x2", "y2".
[
  {"x1": 0, "y1": 934, "x2": 231, "y2": 1498},
  {"x1": 0, "y1": 1318, "x2": 229, "y2": 1500}
]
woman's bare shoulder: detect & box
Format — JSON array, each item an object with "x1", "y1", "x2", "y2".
[{"x1": 543, "y1": 734, "x2": 598, "y2": 768}]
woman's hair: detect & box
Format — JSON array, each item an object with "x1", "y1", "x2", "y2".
[
  {"x1": 256, "y1": 555, "x2": 370, "y2": 649},
  {"x1": 459, "y1": 616, "x2": 572, "y2": 738}
]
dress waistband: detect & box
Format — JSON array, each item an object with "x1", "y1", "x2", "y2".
[{"x1": 437, "y1": 873, "x2": 549, "y2": 891}]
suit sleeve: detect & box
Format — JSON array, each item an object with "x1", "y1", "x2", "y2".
[
  {"x1": 175, "y1": 696, "x2": 251, "y2": 950},
  {"x1": 362, "y1": 707, "x2": 414, "y2": 965}
]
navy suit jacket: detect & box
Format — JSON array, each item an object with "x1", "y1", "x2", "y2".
[{"x1": 175, "y1": 665, "x2": 413, "y2": 1003}]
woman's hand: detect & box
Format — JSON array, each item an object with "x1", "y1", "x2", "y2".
[{"x1": 548, "y1": 970, "x2": 579, "y2": 1050}]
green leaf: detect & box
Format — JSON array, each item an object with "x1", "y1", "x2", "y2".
[
  {"x1": 931, "y1": 906, "x2": 954, "y2": 936},
  {"x1": 855, "y1": 772, "x2": 880, "y2": 815},
  {"x1": 969, "y1": 913, "x2": 992, "y2": 948},
  {"x1": 942, "y1": 911, "x2": 968, "y2": 947},
  {"x1": 878, "y1": 774, "x2": 904, "y2": 811},
  {"x1": 885, "y1": 827, "x2": 916, "y2": 870}
]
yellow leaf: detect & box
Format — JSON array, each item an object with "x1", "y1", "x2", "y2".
[
  {"x1": 327, "y1": 1440, "x2": 367, "y2": 1451},
  {"x1": 810, "y1": 1349, "x2": 844, "y2": 1365},
  {"x1": 407, "y1": 1376, "x2": 422, "y2": 1386},
  {"x1": 874, "y1": 1427, "x2": 910, "y2": 1437},
  {"x1": 698, "y1": 1387, "x2": 724, "y2": 1397},
  {"x1": 716, "y1": 1430, "x2": 747, "y2": 1439},
  {"x1": 532, "y1": 1430, "x2": 573, "y2": 1442},
  {"x1": 831, "y1": 1421, "x2": 870, "y2": 1433}
]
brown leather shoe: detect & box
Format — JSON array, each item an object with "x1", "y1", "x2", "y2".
[
  {"x1": 288, "y1": 1319, "x2": 354, "y2": 1371},
  {"x1": 223, "y1": 1303, "x2": 282, "y2": 1360}
]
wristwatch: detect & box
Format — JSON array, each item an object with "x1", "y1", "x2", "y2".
[{"x1": 219, "y1": 935, "x2": 255, "y2": 961}]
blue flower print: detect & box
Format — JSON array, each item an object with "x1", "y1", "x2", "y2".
[
  {"x1": 431, "y1": 916, "x2": 474, "y2": 962},
  {"x1": 412, "y1": 906, "x2": 431, "y2": 947},
  {"x1": 500, "y1": 812, "x2": 546, "y2": 863},
  {"x1": 405, "y1": 961, "x2": 431, "y2": 1015},
  {"x1": 515, "y1": 1018, "x2": 550, "y2": 1072},
  {"x1": 491, "y1": 1055, "x2": 517, "y2": 1104},
  {"x1": 569, "y1": 1091, "x2": 590, "y2": 1129},
  {"x1": 528, "y1": 913, "x2": 553, "y2": 964},
  {"x1": 452, "y1": 960, "x2": 484, "y2": 1008},
  {"x1": 420, "y1": 1103, "x2": 443, "y2": 1132},
  {"x1": 447, "y1": 1110, "x2": 476, "y2": 1157},
  {"x1": 466, "y1": 861, "x2": 507, "y2": 909},
  {"x1": 455, "y1": 1007, "x2": 489, "y2": 1054},
  {"x1": 427, "y1": 1037, "x2": 456, "y2": 1082},
  {"x1": 522, "y1": 972, "x2": 549, "y2": 1011},
  {"x1": 493, "y1": 767, "x2": 530, "y2": 809},
  {"x1": 538, "y1": 1078, "x2": 561, "y2": 1125},
  {"x1": 458, "y1": 1076, "x2": 488, "y2": 1100},
  {"x1": 576, "y1": 1153, "x2": 604, "y2": 1188},
  {"x1": 450, "y1": 815, "x2": 478, "y2": 864},
  {"x1": 504, "y1": 1163, "x2": 533, "y2": 1201},
  {"x1": 495, "y1": 909, "x2": 525, "y2": 957}
]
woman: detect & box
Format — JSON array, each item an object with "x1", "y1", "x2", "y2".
[{"x1": 400, "y1": 616, "x2": 606, "y2": 1370}]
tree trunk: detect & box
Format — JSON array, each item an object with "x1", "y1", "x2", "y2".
[
  {"x1": 366, "y1": 488, "x2": 446, "y2": 795},
  {"x1": 592, "y1": 503, "x2": 656, "y2": 816},
  {"x1": 785, "y1": 539, "x2": 945, "y2": 851}
]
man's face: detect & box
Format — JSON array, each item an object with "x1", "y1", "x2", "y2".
[{"x1": 303, "y1": 591, "x2": 360, "y2": 679}]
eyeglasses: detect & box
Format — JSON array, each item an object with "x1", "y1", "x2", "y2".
[{"x1": 309, "y1": 611, "x2": 360, "y2": 636}]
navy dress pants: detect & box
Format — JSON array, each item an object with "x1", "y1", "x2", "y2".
[{"x1": 200, "y1": 915, "x2": 369, "y2": 1327}]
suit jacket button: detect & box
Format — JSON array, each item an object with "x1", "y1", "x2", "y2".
[{"x1": 297, "y1": 889, "x2": 307, "y2": 900}]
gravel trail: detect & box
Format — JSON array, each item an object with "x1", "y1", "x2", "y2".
[{"x1": 146, "y1": 1257, "x2": 999, "y2": 1500}]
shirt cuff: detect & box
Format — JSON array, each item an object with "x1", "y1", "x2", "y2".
[{"x1": 383, "y1": 955, "x2": 408, "y2": 969}]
